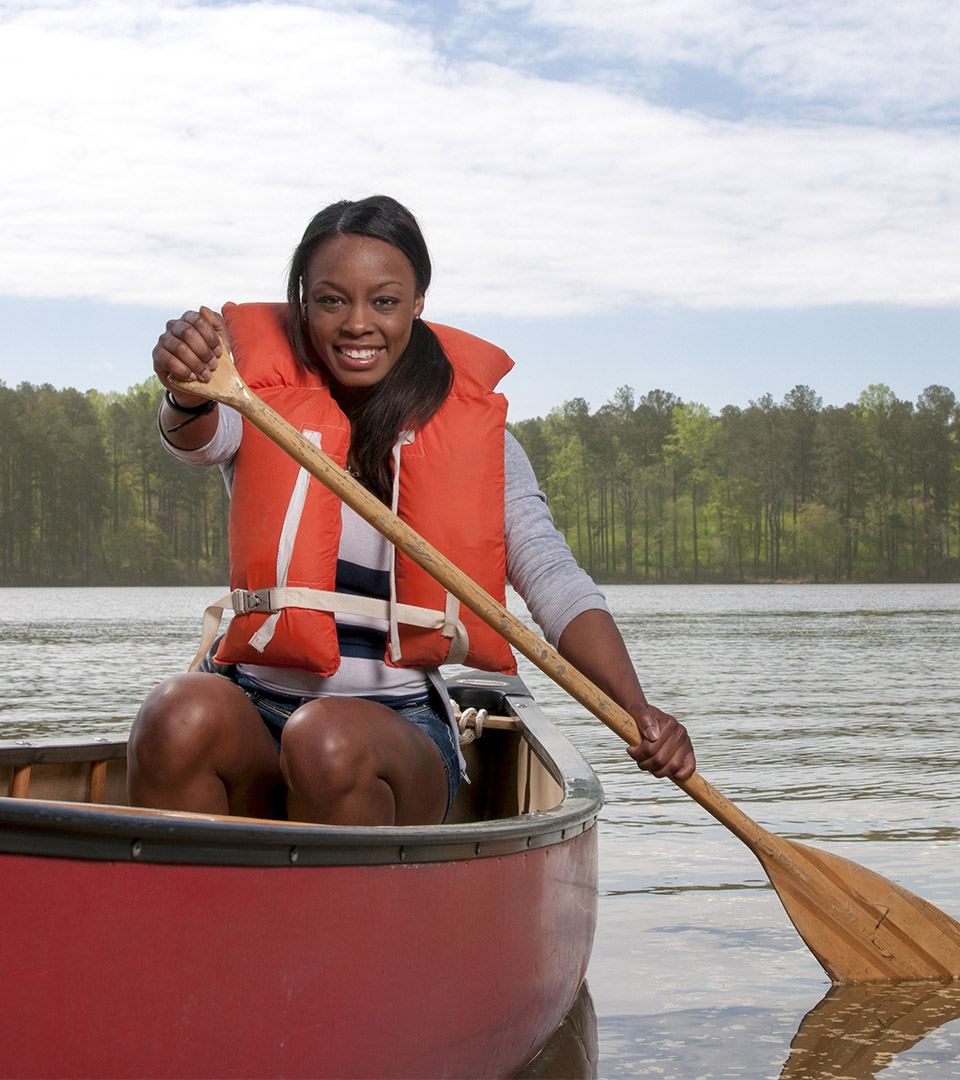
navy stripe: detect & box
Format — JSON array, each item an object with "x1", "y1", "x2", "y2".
[
  {"x1": 338, "y1": 629, "x2": 389, "y2": 659},
  {"x1": 336, "y1": 559, "x2": 390, "y2": 599}
]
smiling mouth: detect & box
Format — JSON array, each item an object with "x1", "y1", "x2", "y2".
[
  {"x1": 333, "y1": 345, "x2": 386, "y2": 372},
  {"x1": 338, "y1": 347, "x2": 383, "y2": 360}
]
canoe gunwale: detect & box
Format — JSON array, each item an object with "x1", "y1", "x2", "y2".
[
  {"x1": 0, "y1": 736, "x2": 127, "y2": 767},
  {"x1": 0, "y1": 674, "x2": 603, "y2": 868}
]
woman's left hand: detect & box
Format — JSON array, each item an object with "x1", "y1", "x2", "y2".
[{"x1": 625, "y1": 704, "x2": 696, "y2": 781}]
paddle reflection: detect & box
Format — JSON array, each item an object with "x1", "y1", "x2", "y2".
[
  {"x1": 779, "y1": 980, "x2": 960, "y2": 1079},
  {"x1": 514, "y1": 981, "x2": 598, "y2": 1079}
]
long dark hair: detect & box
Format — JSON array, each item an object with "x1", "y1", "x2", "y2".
[{"x1": 287, "y1": 196, "x2": 454, "y2": 503}]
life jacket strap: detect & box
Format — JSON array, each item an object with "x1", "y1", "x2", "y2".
[{"x1": 187, "y1": 587, "x2": 470, "y2": 673}]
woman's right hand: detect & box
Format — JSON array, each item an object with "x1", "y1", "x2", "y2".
[{"x1": 153, "y1": 305, "x2": 229, "y2": 405}]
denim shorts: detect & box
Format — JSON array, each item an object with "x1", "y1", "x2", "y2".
[{"x1": 219, "y1": 668, "x2": 460, "y2": 820}]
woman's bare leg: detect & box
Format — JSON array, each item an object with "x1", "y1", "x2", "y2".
[
  {"x1": 127, "y1": 672, "x2": 285, "y2": 818},
  {"x1": 279, "y1": 697, "x2": 449, "y2": 826}
]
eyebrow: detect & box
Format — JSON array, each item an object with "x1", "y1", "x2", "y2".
[{"x1": 314, "y1": 279, "x2": 406, "y2": 290}]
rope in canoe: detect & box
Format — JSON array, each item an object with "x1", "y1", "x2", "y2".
[{"x1": 456, "y1": 707, "x2": 487, "y2": 745}]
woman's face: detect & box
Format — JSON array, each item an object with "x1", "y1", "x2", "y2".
[{"x1": 302, "y1": 233, "x2": 424, "y2": 401}]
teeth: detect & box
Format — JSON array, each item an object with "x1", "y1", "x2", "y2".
[{"x1": 341, "y1": 348, "x2": 381, "y2": 359}]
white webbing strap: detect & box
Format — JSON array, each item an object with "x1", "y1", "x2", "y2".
[
  {"x1": 186, "y1": 586, "x2": 470, "y2": 672},
  {"x1": 443, "y1": 591, "x2": 461, "y2": 645},
  {"x1": 188, "y1": 592, "x2": 236, "y2": 672},
  {"x1": 386, "y1": 430, "x2": 465, "y2": 665},
  {"x1": 247, "y1": 429, "x2": 324, "y2": 653},
  {"x1": 388, "y1": 431, "x2": 415, "y2": 663}
]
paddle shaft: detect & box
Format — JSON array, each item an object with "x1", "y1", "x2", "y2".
[{"x1": 169, "y1": 374, "x2": 780, "y2": 836}]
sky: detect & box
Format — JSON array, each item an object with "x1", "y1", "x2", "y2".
[{"x1": 1, "y1": 0, "x2": 958, "y2": 421}]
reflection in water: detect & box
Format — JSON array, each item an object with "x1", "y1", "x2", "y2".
[
  {"x1": 780, "y1": 982, "x2": 960, "y2": 1080},
  {"x1": 516, "y1": 977, "x2": 960, "y2": 1080},
  {"x1": 515, "y1": 981, "x2": 598, "y2": 1079}
]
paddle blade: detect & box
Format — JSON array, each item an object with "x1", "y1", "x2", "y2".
[{"x1": 757, "y1": 837, "x2": 960, "y2": 983}]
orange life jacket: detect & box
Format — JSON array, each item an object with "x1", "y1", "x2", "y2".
[{"x1": 214, "y1": 301, "x2": 517, "y2": 676}]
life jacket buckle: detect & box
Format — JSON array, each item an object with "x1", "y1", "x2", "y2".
[{"x1": 231, "y1": 588, "x2": 273, "y2": 616}]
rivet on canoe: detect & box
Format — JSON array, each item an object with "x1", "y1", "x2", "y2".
[
  {"x1": 130, "y1": 840, "x2": 142, "y2": 859},
  {"x1": 289, "y1": 846, "x2": 298, "y2": 864}
]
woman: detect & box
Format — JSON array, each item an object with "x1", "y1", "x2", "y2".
[{"x1": 131, "y1": 195, "x2": 695, "y2": 827}]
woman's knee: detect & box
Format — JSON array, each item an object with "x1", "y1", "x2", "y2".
[
  {"x1": 130, "y1": 673, "x2": 238, "y2": 767},
  {"x1": 280, "y1": 701, "x2": 376, "y2": 792}
]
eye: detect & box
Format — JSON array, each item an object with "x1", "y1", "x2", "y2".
[
  {"x1": 313, "y1": 295, "x2": 344, "y2": 308},
  {"x1": 373, "y1": 296, "x2": 401, "y2": 309}
]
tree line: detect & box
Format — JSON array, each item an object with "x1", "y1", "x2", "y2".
[
  {"x1": 511, "y1": 383, "x2": 960, "y2": 583},
  {"x1": 1, "y1": 378, "x2": 957, "y2": 586},
  {"x1": 0, "y1": 380, "x2": 228, "y2": 586}
]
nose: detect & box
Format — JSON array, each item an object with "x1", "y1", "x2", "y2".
[{"x1": 341, "y1": 302, "x2": 372, "y2": 337}]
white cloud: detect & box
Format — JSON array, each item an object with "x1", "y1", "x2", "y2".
[
  {"x1": 500, "y1": 0, "x2": 960, "y2": 120},
  {"x1": 0, "y1": 0, "x2": 958, "y2": 319}
]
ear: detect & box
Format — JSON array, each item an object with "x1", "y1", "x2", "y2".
[{"x1": 413, "y1": 294, "x2": 425, "y2": 319}]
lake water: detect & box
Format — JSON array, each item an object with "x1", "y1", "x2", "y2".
[{"x1": 2, "y1": 583, "x2": 960, "y2": 1078}]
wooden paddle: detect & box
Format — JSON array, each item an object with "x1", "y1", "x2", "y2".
[{"x1": 170, "y1": 347, "x2": 960, "y2": 984}]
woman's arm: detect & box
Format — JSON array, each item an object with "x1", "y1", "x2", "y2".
[
  {"x1": 504, "y1": 433, "x2": 695, "y2": 780},
  {"x1": 557, "y1": 608, "x2": 695, "y2": 780},
  {"x1": 504, "y1": 433, "x2": 610, "y2": 643}
]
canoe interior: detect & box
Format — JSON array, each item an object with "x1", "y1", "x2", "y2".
[{"x1": 0, "y1": 675, "x2": 565, "y2": 823}]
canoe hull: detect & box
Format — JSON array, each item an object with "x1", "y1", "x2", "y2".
[
  {"x1": 0, "y1": 675, "x2": 601, "y2": 1078},
  {"x1": 3, "y1": 832, "x2": 596, "y2": 1079}
]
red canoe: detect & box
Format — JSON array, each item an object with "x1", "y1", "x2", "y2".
[{"x1": 0, "y1": 673, "x2": 601, "y2": 1079}]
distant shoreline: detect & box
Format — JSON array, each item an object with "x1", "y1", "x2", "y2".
[{"x1": 4, "y1": 576, "x2": 959, "y2": 589}]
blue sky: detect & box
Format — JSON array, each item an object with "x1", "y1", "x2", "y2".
[{"x1": 1, "y1": 0, "x2": 958, "y2": 420}]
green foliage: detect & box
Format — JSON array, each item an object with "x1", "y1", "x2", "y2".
[
  {"x1": 0, "y1": 380, "x2": 228, "y2": 585},
  {"x1": 512, "y1": 383, "x2": 960, "y2": 583},
  {"x1": 101, "y1": 519, "x2": 177, "y2": 584}
]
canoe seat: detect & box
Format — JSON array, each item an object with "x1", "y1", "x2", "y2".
[{"x1": 0, "y1": 739, "x2": 127, "y2": 805}]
